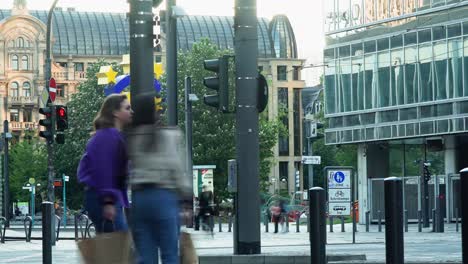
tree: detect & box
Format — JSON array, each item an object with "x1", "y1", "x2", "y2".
[{"x1": 9, "y1": 134, "x2": 47, "y2": 204}]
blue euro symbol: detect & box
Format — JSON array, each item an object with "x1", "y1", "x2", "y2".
[{"x1": 334, "y1": 171, "x2": 345, "y2": 183}]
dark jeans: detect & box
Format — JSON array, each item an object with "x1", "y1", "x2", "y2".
[
  {"x1": 131, "y1": 187, "x2": 180, "y2": 264},
  {"x1": 84, "y1": 189, "x2": 128, "y2": 233}
]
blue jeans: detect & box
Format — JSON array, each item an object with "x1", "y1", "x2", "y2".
[
  {"x1": 84, "y1": 189, "x2": 128, "y2": 233},
  {"x1": 131, "y1": 187, "x2": 180, "y2": 264}
]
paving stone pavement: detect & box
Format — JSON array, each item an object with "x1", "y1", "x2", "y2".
[{"x1": 0, "y1": 222, "x2": 462, "y2": 263}]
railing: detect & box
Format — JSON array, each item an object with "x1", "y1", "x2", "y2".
[
  {"x1": 9, "y1": 121, "x2": 37, "y2": 130},
  {"x1": 74, "y1": 71, "x2": 86, "y2": 80},
  {"x1": 8, "y1": 96, "x2": 39, "y2": 105},
  {"x1": 51, "y1": 71, "x2": 68, "y2": 80},
  {"x1": 52, "y1": 71, "x2": 86, "y2": 81}
]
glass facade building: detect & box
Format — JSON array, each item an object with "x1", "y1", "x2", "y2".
[{"x1": 323, "y1": 0, "x2": 468, "y2": 145}]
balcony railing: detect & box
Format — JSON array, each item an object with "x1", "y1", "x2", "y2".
[
  {"x1": 9, "y1": 121, "x2": 37, "y2": 131},
  {"x1": 51, "y1": 71, "x2": 86, "y2": 81},
  {"x1": 8, "y1": 96, "x2": 39, "y2": 106},
  {"x1": 52, "y1": 72, "x2": 68, "y2": 81}
]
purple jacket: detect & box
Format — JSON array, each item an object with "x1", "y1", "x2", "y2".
[{"x1": 78, "y1": 128, "x2": 129, "y2": 207}]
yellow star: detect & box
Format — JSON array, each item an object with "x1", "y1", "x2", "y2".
[
  {"x1": 154, "y1": 63, "x2": 164, "y2": 79},
  {"x1": 97, "y1": 66, "x2": 118, "y2": 85}
]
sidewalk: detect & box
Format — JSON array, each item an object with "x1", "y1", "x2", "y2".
[{"x1": 0, "y1": 222, "x2": 462, "y2": 263}]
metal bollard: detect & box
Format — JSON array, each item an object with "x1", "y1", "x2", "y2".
[
  {"x1": 307, "y1": 213, "x2": 310, "y2": 233},
  {"x1": 378, "y1": 210, "x2": 382, "y2": 232},
  {"x1": 309, "y1": 187, "x2": 326, "y2": 264},
  {"x1": 384, "y1": 177, "x2": 404, "y2": 264},
  {"x1": 341, "y1": 216, "x2": 345, "y2": 232},
  {"x1": 456, "y1": 208, "x2": 459, "y2": 232},
  {"x1": 404, "y1": 210, "x2": 408, "y2": 232},
  {"x1": 218, "y1": 216, "x2": 222, "y2": 232},
  {"x1": 329, "y1": 216, "x2": 334, "y2": 233},
  {"x1": 0, "y1": 216, "x2": 6, "y2": 243},
  {"x1": 418, "y1": 210, "x2": 422, "y2": 232},
  {"x1": 460, "y1": 168, "x2": 468, "y2": 263},
  {"x1": 264, "y1": 212, "x2": 269, "y2": 233},
  {"x1": 209, "y1": 215, "x2": 214, "y2": 233},
  {"x1": 365, "y1": 211, "x2": 370, "y2": 232},
  {"x1": 432, "y1": 209, "x2": 436, "y2": 232},
  {"x1": 296, "y1": 212, "x2": 300, "y2": 233},
  {"x1": 42, "y1": 202, "x2": 53, "y2": 264},
  {"x1": 24, "y1": 216, "x2": 33, "y2": 242},
  {"x1": 285, "y1": 214, "x2": 289, "y2": 233},
  {"x1": 228, "y1": 213, "x2": 232, "y2": 232},
  {"x1": 74, "y1": 214, "x2": 79, "y2": 241}
]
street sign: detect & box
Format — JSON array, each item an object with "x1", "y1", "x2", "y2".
[
  {"x1": 326, "y1": 168, "x2": 353, "y2": 216},
  {"x1": 329, "y1": 202, "x2": 350, "y2": 215},
  {"x1": 328, "y1": 189, "x2": 351, "y2": 202},
  {"x1": 302, "y1": 155, "x2": 321, "y2": 165},
  {"x1": 328, "y1": 170, "x2": 351, "y2": 188},
  {"x1": 40, "y1": 87, "x2": 49, "y2": 107},
  {"x1": 49, "y1": 78, "x2": 57, "y2": 102}
]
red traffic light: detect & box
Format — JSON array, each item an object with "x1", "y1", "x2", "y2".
[{"x1": 57, "y1": 107, "x2": 66, "y2": 118}]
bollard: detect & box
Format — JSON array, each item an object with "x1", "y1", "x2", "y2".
[
  {"x1": 0, "y1": 216, "x2": 6, "y2": 243},
  {"x1": 285, "y1": 214, "x2": 289, "y2": 233},
  {"x1": 456, "y1": 208, "x2": 459, "y2": 232},
  {"x1": 404, "y1": 210, "x2": 408, "y2": 232},
  {"x1": 341, "y1": 216, "x2": 345, "y2": 232},
  {"x1": 56, "y1": 215, "x2": 62, "y2": 241},
  {"x1": 74, "y1": 214, "x2": 79, "y2": 241},
  {"x1": 228, "y1": 213, "x2": 232, "y2": 232},
  {"x1": 460, "y1": 168, "x2": 468, "y2": 263},
  {"x1": 329, "y1": 216, "x2": 334, "y2": 233},
  {"x1": 309, "y1": 187, "x2": 326, "y2": 264},
  {"x1": 306, "y1": 213, "x2": 310, "y2": 233},
  {"x1": 24, "y1": 216, "x2": 32, "y2": 242},
  {"x1": 264, "y1": 212, "x2": 269, "y2": 233},
  {"x1": 378, "y1": 210, "x2": 382, "y2": 232},
  {"x1": 437, "y1": 195, "x2": 444, "y2": 233},
  {"x1": 384, "y1": 177, "x2": 404, "y2": 264},
  {"x1": 42, "y1": 202, "x2": 53, "y2": 264},
  {"x1": 218, "y1": 216, "x2": 222, "y2": 233},
  {"x1": 209, "y1": 215, "x2": 214, "y2": 233},
  {"x1": 418, "y1": 210, "x2": 422, "y2": 232},
  {"x1": 365, "y1": 211, "x2": 370, "y2": 232},
  {"x1": 296, "y1": 212, "x2": 300, "y2": 233},
  {"x1": 432, "y1": 209, "x2": 436, "y2": 232}
]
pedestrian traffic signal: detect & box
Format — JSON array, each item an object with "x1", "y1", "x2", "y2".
[
  {"x1": 308, "y1": 121, "x2": 324, "y2": 139},
  {"x1": 423, "y1": 162, "x2": 431, "y2": 182},
  {"x1": 55, "y1": 105, "x2": 68, "y2": 144},
  {"x1": 38, "y1": 107, "x2": 53, "y2": 142},
  {"x1": 203, "y1": 55, "x2": 229, "y2": 113}
]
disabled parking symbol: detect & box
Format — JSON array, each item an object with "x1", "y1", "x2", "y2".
[{"x1": 334, "y1": 171, "x2": 345, "y2": 184}]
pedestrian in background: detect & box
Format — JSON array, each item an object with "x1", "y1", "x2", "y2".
[
  {"x1": 128, "y1": 113, "x2": 191, "y2": 264},
  {"x1": 77, "y1": 94, "x2": 133, "y2": 233}
]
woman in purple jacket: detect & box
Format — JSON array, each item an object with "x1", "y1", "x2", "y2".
[{"x1": 78, "y1": 94, "x2": 133, "y2": 233}]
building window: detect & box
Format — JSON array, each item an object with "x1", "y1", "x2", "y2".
[
  {"x1": 21, "y1": 55, "x2": 28, "y2": 70},
  {"x1": 10, "y1": 109, "x2": 19, "y2": 122},
  {"x1": 278, "y1": 87, "x2": 289, "y2": 156},
  {"x1": 293, "y1": 66, "x2": 300, "y2": 80},
  {"x1": 277, "y1": 65, "x2": 287, "y2": 81},
  {"x1": 279, "y1": 162, "x2": 289, "y2": 190},
  {"x1": 23, "y1": 82, "x2": 31, "y2": 97},
  {"x1": 10, "y1": 82, "x2": 19, "y2": 97},
  {"x1": 17, "y1": 37, "x2": 24, "y2": 48},
  {"x1": 23, "y1": 109, "x2": 32, "y2": 122},
  {"x1": 57, "y1": 84, "x2": 65, "y2": 97},
  {"x1": 293, "y1": 88, "x2": 301, "y2": 156},
  {"x1": 11, "y1": 55, "x2": 18, "y2": 70},
  {"x1": 75, "y1": 62, "x2": 84, "y2": 72}
]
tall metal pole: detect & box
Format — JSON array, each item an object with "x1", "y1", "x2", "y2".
[
  {"x1": 62, "y1": 174, "x2": 66, "y2": 226},
  {"x1": 422, "y1": 145, "x2": 429, "y2": 227},
  {"x1": 45, "y1": 0, "x2": 58, "y2": 245},
  {"x1": 185, "y1": 76, "x2": 194, "y2": 228},
  {"x1": 167, "y1": 0, "x2": 178, "y2": 126},
  {"x1": 309, "y1": 187, "x2": 326, "y2": 264},
  {"x1": 384, "y1": 177, "x2": 404, "y2": 264},
  {"x1": 308, "y1": 138, "x2": 313, "y2": 188},
  {"x1": 460, "y1": 168, "x2": 468, "y2": 263},
  {"x1": 234, "y1": 0, "x2": 260, "y2": 254},
  {"x1": 3, "y1": 120, "x2": 9, "y2": 227},
  {"x1": 129, "y1": 0, "x2": 155, "y2": 124}
]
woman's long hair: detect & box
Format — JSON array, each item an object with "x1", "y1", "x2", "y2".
[{"x1": 93, "y1": 94, "x2": 128, "y2": 131}]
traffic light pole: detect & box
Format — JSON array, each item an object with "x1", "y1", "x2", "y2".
[
  {"x1": 234, "y1": 0, "x2": 260, "y2": 254},
  {"x1": 3, "y1": 120, "x2": 9, "y2": 227},
  {"x1": 45, "y1": 0, "x2": 58, "y2": 246},
  {"x1": 166, "y1": 0, "x2": 178, "y2": 126}
]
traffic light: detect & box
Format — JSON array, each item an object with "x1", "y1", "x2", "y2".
[
  {"x1": 38, "y1": 107, "x2": 53, "y2": 142},
  {"x1": 257, "y1": 74, "x2": 268, "y2": 113},
  {"x1": 55, "y1": 105, "x2": 68, "y2": 144},
  {"x1": 307, "y1": 120, "x2": 324, "y2": 139},
  {"x1": 203, "y1": 55, "x2": 229, "y2": 113},
  {"x1": 423, "y1": 162, "x2": 431, "y2": 182}
]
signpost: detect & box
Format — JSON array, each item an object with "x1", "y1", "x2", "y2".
[
  {"x1": 302, "y1": 155, "x2": 321, "y2": 165},
  {"x1": 49, "y1": 78, "x2": 56, "y2": 102}
]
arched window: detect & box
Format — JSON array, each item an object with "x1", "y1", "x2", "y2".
[
  {"x1": 23, "y1": 82, "x2": 31, "y2": 97},
  {"x1": 21, "y1": 55, "x2": 28, "y2": 70},
  {"x1": 10, "y1": 82, "x2": 19, "y2": 97},
  {"x1": 11, "y1": 55, "x2": 18, "y2": 70},
  {"x1": 17, "y1": 37, "x2": 24, "y2": 48}
]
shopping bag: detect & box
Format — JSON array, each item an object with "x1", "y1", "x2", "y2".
[
  {"x1": 77, "y1": 231, "x2": 132, "y2": 264},
  {"x1": 180, "y1": 231, "x2": 198, "y2": 264}
]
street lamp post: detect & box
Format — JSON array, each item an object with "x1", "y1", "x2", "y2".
[{"x1": 3, "y1": 121, "x2": 12, "y2": 227}]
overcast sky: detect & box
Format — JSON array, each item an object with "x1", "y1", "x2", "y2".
[{"x1": 1, "y1": 0, "x2": 324, "y2": 85}]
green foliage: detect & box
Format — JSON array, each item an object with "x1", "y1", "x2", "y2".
[
  {"x1": 55, "y1": 60, "x2": 121, "y2": 209},
  {"x1": 9, "y1": 136, "x2": 47, "y2": 204}
]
